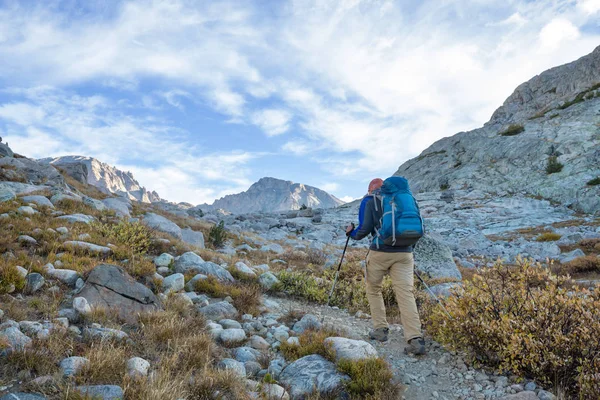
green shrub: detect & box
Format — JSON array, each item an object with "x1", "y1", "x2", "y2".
[
  {"x1": 337, "y1": 358, "x2": 400, "y2": 398},
  {"x1": 208, "y1": 221, "x2": 227, "y2": 249},
  {"x1": 424, "y1": 260, "x2": 600, "y2": 398},
  {"x1": 499, "y1": 124, "x2": 525, "y2": 136},
  {"x1": 0, "y1": 263, "x2": 26, "y2": 294},
  {"x1": 279, "y1": 328, "x2": 337, "y2": 362},
  {"x1": 92, "y1": 220, "x2": 153, "y2": 255},
  {"x1": 535, "y1": 232, "x2": 562, "y2": 242},
  {"x1": 587, "y1": 177, "x2": 600, "y2": 186},
  {"x1": 546, "y1": 156, "x2": 563, "y2": 174}
]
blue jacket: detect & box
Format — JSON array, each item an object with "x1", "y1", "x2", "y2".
[{"x1": 350, "y1": 193, "x2": 412, "y2": 253}]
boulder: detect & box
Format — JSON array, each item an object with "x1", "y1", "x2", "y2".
[
  {"x1": 102, "y1": 198, "x2": 131, "y2": 217},
  {"x1": 217, "y1": 358, "x2": 246, "y2": 379},
  {"x1": 74, "y1": 385, "x2": 124, "y2": 400},
  {"x1": 292, "y1": 314, "x2": 321, "y2": 334},
  {"x1": 0, "y1": 157, "x2": 63, "y2": 186},
  {"x1": 219, "y1": 328, "x2": 247, "y2": 346},
  {"x1": 279, "y1": 355, "x2": 350, "y2": 399},
  {"x1": 261, "y1": 243, "x2": 285, "y2": 254},
  {"x1": 0, "y1": 187, "x2": 16, "y2": 203},
  {"x1": 323, "y1": 337, "x2": 378, "y2": 361},
  {"x1": 260, "y1": 384, "x2": 290, "y2": 400},
  {"x1": 143, "y1": 213, "x2": 182, "y2": 239},
  {"x1": 76, "y1": 264, "x2": 161, "y2": 324},
  {"x1": 56, "y1": 214, "x2": 95, "y2": 224},
  {"x1": 154, "y1": 253, "x2": 174, "y2": 268},
  {"x1": 21, "y1": 195, "x2": 54, "y2": 208},
  {"x1": 0, "y1": 326, "x2": 32, "y2": 353},
  {"x1": 181, "y1": 228, "x2": 205, "y2": 248},
  {"x1": 233, "y1": 261, "x2": 256, "y2": 277},
  {"x1": 24, "y1": 273, "x2": 45, "y2": 294},
  {"x1": 45, "y1": 267, "x2": 81, "y2": 287},
  {"x1": 60, "y1": 356, "x2": 90, "y2": 377},
  {"x1": 232, "y1": 346, "x2": 261, "y2": 363},
  {"x1": 198, "y1": 301, "x2": 238, "y2": 321},
  {"x1": 258, "y1": 272, "x2": 281, "y2": 290},
  {"x1": 0, "y1": 142, "x2": 14, "y2": 157},
  {"x1": 559, "y1": 248, "x2": 586, "y2": 264},
  {"x1": 414, "y1": 235, "x2": 462, "y2": 280},
  {"x1": 127, "y1": 357, "x2": 150, "y2": 377},
  {"x1": 500, "y1": 392, "x2": 538, "y2": 400},
  {"x1": 428, "y1": 282, "x2": 463, "y2": 298},
  {"x1": 162, "y1": 273, "x2": 184, "y2": 294},
  {"x1": 63, "y1": 241, "x2": 112, "y2": 255},
  {"x1": 0, "y1": 394, "x2": 46, "y2": 400},
  {"x1": 17, "y1": 206, "x2": 36, "y2": 215},
  {"x1": 174, "y1": 252, "x2": 234, "y2": 282}
]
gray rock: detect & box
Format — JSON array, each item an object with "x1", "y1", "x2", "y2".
[
  {"x1": 24, "y1": 273, "x2": 45, "y2": 294},
  {"x1": 143, "y1": 213, "x2": 182, "y2": 239},
  {"x1": 261, "y1": 383, "x2": 290, "y2": 400},
  {"x1": 82, "y1": 327, "x2": 129, "y2": 341},
  {"x1": 56, "y1": 214, "x2": 95, "y2": 224},
  {"x1": 233, "y1": 261, "x2": 256, "y2": 277},
  {"x1": 261, "y1": 243, "x2": 285, "y2": 254},
  {"x1": 181, "y1": 228, "x2": 205, "y2": 248},
  {"x1": 50, "y1": 193, "x2": 82, "y2": 205},
  {"x1": 219, "y1": 319, "x2": 242, "y2": 329},
  {"x1": 174, "y1": 252, "x2": 234, "y2": 282},
  {"x1": 154, "y1": 253, "x2": 174, "y2": 268},
  {"x1": 249, "y1": 335, "x2": 270, "y2": 350},
  {"x1": 559, "y1": 248, "x2": 585, "y2": 263},
  {"x1": 500, "y1": 392, "x2": 538, "y2": 400},
  {"x1": 428, "y1": 282, "x2": 462, "y2": 298},
  {"x1": 414, "y1": 235, "x2": 462, "y2": 280},
  {"x1": 21, "y1": 195, "x2": 54, "y2": 208},
  {"x1": 18, "y1": 235, "x2": 37, "y2": 245},
  {"x1": 258, "y1": 272, "x2": 281, "y2": 290},
  {"x1": 219, "y1": 328, "x2": 247, "y2": 345},
  {"x1": 198, "y1": 301, "x2": 238, "y2": 321},
  {"x1": 73, "y1": 297, "x2": 92, "y2": 315},
  {"x1": 63, "y1": 241, "x2": 112, "y2": 255},
  {"x1": 232, "y1": 346, "x2": 261, "y2": 363},
  {"x1": 292, "y1": 314, "x2": 321, "y2": 334},
  {"x1": 127, "y1": 357, "x2": 150, "y2": 377},
  {"x1": 0, "y1": 142, "x2": 14, "y2": 157},
  {"x1": 60, "y1": 356, "x2": 90, "y2": 377},
  {"x1": 0, "y1": 394, "x2": 47, "y2": 400},
  {"x1": 76, "y1": 264, "x2": 161, "y2": 324},
  {"x1": 102, "y1": 198, "x2": 131, "y2": 217},
  {"x1": 0, "y1": 326, "x2": 32, "y2": 353},
  {"x1": 183, "y1": 291, "x2": 209, "y2": 305},
  {"x1": 74, "y1": 385, "x2": 124, "y2": 400},
  {"x1": 324, "y1": 337, "x2": 378, "y2": 361},
  {"x1": 46, "y1": 268, "x2": 81, "y2": 287},
  {"x1": 217, "y1": 358, "x2": 246, "y2": 378},
  {"x1": 279, "y1": 354, "x2": 350, "y2": 399},
  {"x1": 537, "y1": 390, "x2": 556, "y2": 400},
  {"x1": 56, "y1": 227, "x2": 69, "y2": 234},
  {"x1": 162, "y1": 273, "x2": 184, "y2": 294},
  {"x1": 83, "y1": 196, "x2": 107, "y2": 211},
  {"x1": 524, "y1": 382, "x2": 536, "y2": 391},
  {"x1": 244, "y1": 361, "x2": 262, "y2": 377},
  {"x1": 0, "y1": 156, "x2": 63, "y2": 186},
  {"x1": 17, "y1": 206, "x2": 36, "y2": 215}
]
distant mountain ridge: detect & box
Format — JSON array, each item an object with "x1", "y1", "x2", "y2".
[
  {"x1": 194, "y1": 177, "x2": 345, "y2": 214},
  {"x1": 395, "y1": 45, "x2": 600, "y2": 214},
  {"x1": 39, "y1": 156, "x2": 161, "y2": 203}
]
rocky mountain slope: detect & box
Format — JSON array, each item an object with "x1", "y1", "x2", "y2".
[
  {"x1": 395, "y1": 46, "x2": 600, "y2": 214},
  {"x1": 195, "y1": 177, "x2": 345, "y2": 214},
  {"x1": 40, "y1": 156, "x2": 161, "y2": 204}
]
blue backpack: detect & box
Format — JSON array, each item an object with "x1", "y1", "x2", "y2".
[{"x1": 373, "y1": 176, "x2": 424, "y2": 248}]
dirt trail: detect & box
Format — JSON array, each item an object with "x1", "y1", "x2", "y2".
[{"x1": 269, "y1": 295, "x2": 510, "y2": 400}]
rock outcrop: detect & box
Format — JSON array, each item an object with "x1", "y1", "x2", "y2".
[
  {"x1": 193, "y1": 177, "x2": 345, "y2": 214},
  {"x1": 40, "y1": 156, "x2": 161, "y2": 203},
  {"x1": 395, "y1": 46, "x2": 600, "y2": 214}
]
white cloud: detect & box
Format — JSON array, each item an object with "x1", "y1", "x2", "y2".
[
  {"x1": 251, "y1": 109, "x2": 292, "y2": 136},
  {"x1": 340, "y1": 196, "x2": 355, "y2": 203},
  {"x1": 319, "y1": 183, "x2": 339, "y2": 192},
  {"x1": 539, "y1": 19, "x2": 581, "y2": 52},
  {"x1": 579, "y1": 0, "x2": 600, "y2": 14},
  {"x1": 282, "y1": 140, "x2": 312, "y2": 155},
  {"x1": 0, "y1": 103, "x2": 46, "y2": 126}
]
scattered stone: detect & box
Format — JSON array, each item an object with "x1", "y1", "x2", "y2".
[
  {"x1": 258, "y1": 272, "x2": 281, "y2": 290},
  {"x1": 219, "y1": 328, "x2": 247, "y2": 345},
  {"x1": 127, "y1": 357, "x2": 150, "y2": 377},
  {"x1": 249, "y1": 335, "x2": 270, "y2": 350},
  {"x1": 154, "y1": 253, "x2": 174, "y2": 268},
  {"x1": 219, "y1": 319, "x2": 242, "y2": 329},
  {"x1": 15, "y1": 265, "x2": 28, "y2": 278},
  {"x1": 60, "y1": 356, "x2": 90, "y2": 377},
  {"x1": 0, "y1": 394, "x2": 47, "y2": 400},
  {"x1": 414, "y1": 235, "x2": 462, "y2": 280},
  {"x1": 537, "y1": 390, "x2": 556, "y2": 400},
  {"x1": 174, "y1": 252, "x2": 234, "y2": 282},
  {"x1": 500, "y1": 391, "x2": 538, "y2": 400},
  {"x1": 232, "y1": 347, "x2": 261, "y2": 363},
  {"x1": 185, "y1": 273, "x2": 208, "y2": 291},
  {"x1": 56, "y1": 214, "x2": 95, "y2": 224},
  {"x1": 244, "y1": 361, "x2": 262, "y2": 377},
  {"x1": 218, "y1": 358, "x2": 246, "y2": 378},
  {"x1": 524, "y1": 382, "x2": 536, "y2": 392},
  {"x1": 292, "y1": 314, "x2": 321, "y2": 334},
  {"x1": 18, "y1": 235, "x2": 37, "y2": 246},
  {"x1": 0, "y1": 326, "x2": 32, "y2": 353},
  {"x1": 162, "y1": 273, "x2": 184, "y2": 294},
  {"x1": 260, "y1": 383, "x2": 290, "y2": 400},
  {"x1": 181, "y1": 228, "x2": 205, "y2": 248},
  {"x1": 324, "y1": 337, "x2": 378, "y2": 361},
  {"x1": 74, "y1": 385, "x2": 124, "y2": 400},
  {"x1": 45, "y1": 268, "x2": 81, "y2": 287},
  {"x1": 233, "y1": 261, "x2": 256, "y2": 277},
  {"x1": 21, "y1": 195, "x2": 54, "y2": 208},
  {"x1": 73, "y1": 297, "x2": 92, "y2": 315},
  {"x1": 279, "y1": 355, "x2": 350, "y2": 399},
  {"x1": 56, "y1": 227, "x2": 69, "y2": 234},
  {"x1": 559, "y1": 248, "x2": 586, "y2": 263},
  {"x1": 199, "y1": 301, "x2": 238, "y2": 321},
  {"x1": 143, "y1": 213, "x2": 182, "y2": 239},
  {"x1": 82, "y1": 327, "x2": 129, "y2": 341},
  {"x1": 261, "y1": 243, "x2": 285, "y2": 254},
  {"x1": 63, "y1": 241, "x2": 112, "y2": 255},
  {"x1": 17, "y1": 206, "x2": 36, "y2": 216}
]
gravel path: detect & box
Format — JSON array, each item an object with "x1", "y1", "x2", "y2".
[{"x1": 268, "y1": 294, "x2": 529, "y2": 400}]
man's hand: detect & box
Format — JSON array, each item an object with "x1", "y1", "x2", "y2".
[{"x1": 345, "y1": 223, "x2": 355, "y2": 237}]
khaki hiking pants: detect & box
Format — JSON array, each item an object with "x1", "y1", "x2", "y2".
[{"x1": 366, "y1": 250, "x2": 422, "y2": 342}]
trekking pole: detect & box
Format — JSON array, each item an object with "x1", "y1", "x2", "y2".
[
  {"x1": 322, "y1": 227, "x2": 353, "y2": 322},
  {"x1": 414, "y1": 267, "x2": 454, "y2": 320}
]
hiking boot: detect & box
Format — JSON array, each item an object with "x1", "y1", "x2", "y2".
[
  {"x1": 405, "y1": 337, "x2": 426, "y2": 355},
  {"x1": 369, "y1": 327, "x2": 389, "y2": 342}
]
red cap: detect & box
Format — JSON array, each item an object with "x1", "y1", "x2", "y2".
[{"x1": 368, "y1": 178, "x2": 384, "y2": 194}]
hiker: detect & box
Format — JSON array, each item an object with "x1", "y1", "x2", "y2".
[{"x1": 346, "y1": 177, "x2": 426, "y2": 355}]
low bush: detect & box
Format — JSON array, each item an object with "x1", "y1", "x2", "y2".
[
  {"x1": 562, "y1": 255, "x2": 600, "y2": 274},
  {"x1": 546, "y1": 156, "x2": 563, "y2": 174},
  {"x1": 535, "y1": 232, "x2": 562, "y2": 242},
  {"x1": 499, "y1": 124, "x2": 525, "y2": 136},
  {"x1": 337, "y1": 358, "x2": 400, "y2": 399},
  {"x1": 578, "y1": 238, "x2": 600, "y2": 252},
  {"x1": 208, "y1": 221, "x2": 227, "y2": 249},
  {"x1": 587, "y1": 177, "x2": 600, "y2": 186},
  {"x1": 424, "y1": 260, "x2": 600, "y2": 398}
]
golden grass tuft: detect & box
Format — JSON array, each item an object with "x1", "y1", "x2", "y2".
[
  {"x1": 562, "y1": 255, "x2": 600, "y2": 275},
  {"x1": 337, "y1": 357, "x2": 401, "y2": 399},
  {"x1": 279, "y1": 328, "x2": 339, "y2": 362},
  {"x1": 193, "y1": 276, "x2": 262, "y2": 316},
  {"x1": 536, "y1": 232, "x2": 562, "y2": 242}
]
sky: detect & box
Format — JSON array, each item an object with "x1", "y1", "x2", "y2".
[{"x1": 0, "y1": 0, "x2": 599, "y2": 205}]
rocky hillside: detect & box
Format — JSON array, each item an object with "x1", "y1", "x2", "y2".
[
  {"x1": 40, "y1": 156, "x2": 161, "y2": 204},
  {"x1": 195, "y1": 177, "x2": 345, "y2": 214},
  {"x1": 395, "y1": 46, "x2": 600, "y2": 214}
]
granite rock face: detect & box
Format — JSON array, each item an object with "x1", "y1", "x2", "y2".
[
  {"x1": 76, "y1": 264, "x2": 161, "y2": 323},
  {"x1": 279, "y1": 355, "x2": 350, "y2": 399}
]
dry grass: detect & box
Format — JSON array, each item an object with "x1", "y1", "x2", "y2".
[
  {"x1": 279, "y1": 327, "x2": 339, "y2": 362},
  {"x1": 536, "y1": 232, "x2": 562, "y2": 242},
  {"x1": 55, "y1": 167, "x2": 112, "y2": 200},
  {"x1": 77, "y1": 341, "x2": 130, "y2": 385},
  {"x1": 337, "y1": 357, "x2": 402, "y2": 399},
  {"x1": 579, "y1": 238, "x2": 600, "y2": 253},
  {"x1": 561, "y1": 255, "x2": 600, "y2": 275},
  {"x1": 193, "y1": 276, "x2": 263, "y2": 315}
]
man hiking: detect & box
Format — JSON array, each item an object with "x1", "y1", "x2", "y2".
[{"x1": 346, "y1": 177, "x2": 426, "y2": 355}]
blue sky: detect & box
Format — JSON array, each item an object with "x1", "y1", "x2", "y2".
[{"x1": 0, "y1": 0, "x2": 599, "y2": 204}]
